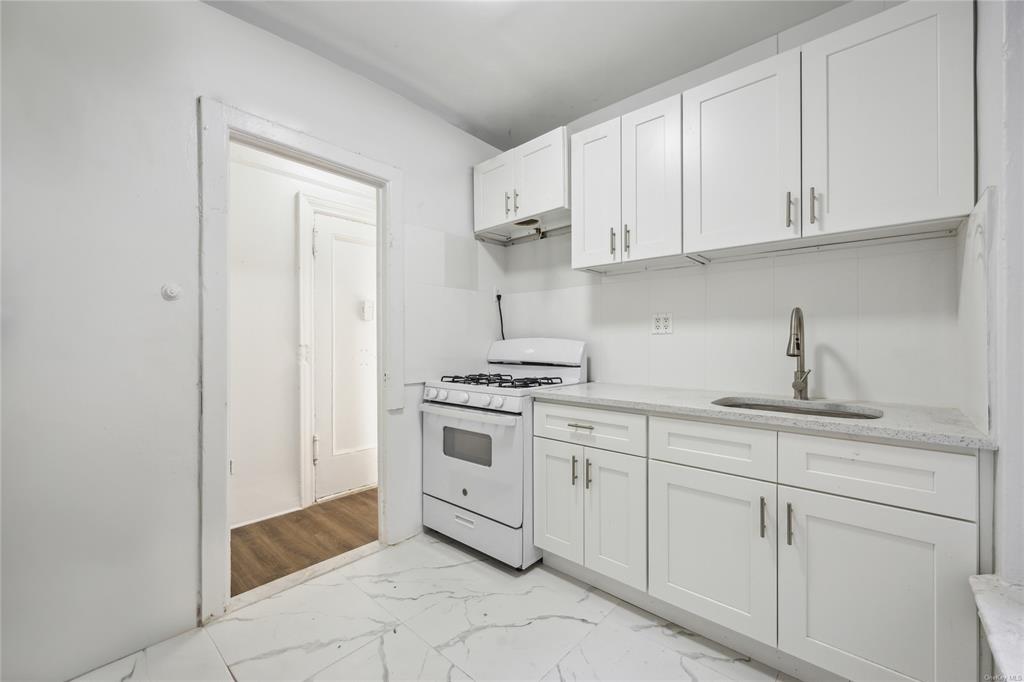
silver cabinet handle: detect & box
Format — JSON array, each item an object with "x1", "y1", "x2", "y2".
[
  {"x1": 585, "y1": 459, "x2": 592, "y2": 489},
  {"x1": 760, "y1": 496, "x2": 767, "y2": 538},
  {"x1": 566, "y1": 422, "x2": 594, "y2": 430},
  {"x1": 513, "y1": 189, "x2": 520, "y2": 214},
  {"x1": 809, "y1": 187, "x2": 816, "y2": 225},
  {"x1": 624, "y1": 224, "x2": 631, "y2": 255},
  {"x1": 504, "y1": 191, "x2": 511, "y2": 217},
  {"x1": 609, "y1": 227, "x2": 616, "y2": 255},
  {"x1": 785, "y1": 192, "x2": 792, "y2": 228},
  {"x1": 786, "y1": 502, "x2": 794, "y2": 545},
  {"x1": 571, "y1": 454, "x2": 578, "y2": 486}
]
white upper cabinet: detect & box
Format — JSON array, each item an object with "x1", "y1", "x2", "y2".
[
  {"x1": 473, "y1": 149, "x2": 515, "y2": 232},
  {"x1": 572, "y1": 95, "x2": 682, "y2": 270},
  {"x1": 801, "y1": 0, "x2": 974, "y2": 236},
  {"x1": 515, "y1": 127, "x2": 569, "y2": 220},
  {"x1": 571, "y1": 118, "x2": 622, "y2": 268},
  {"x1": 683, "y1": 52, "x2": 801, "y2": 253},
  {"x1": 473, "y1": 127, "x2": 569, "y2": 238},
  {"x1": 621, "y1": 95, "x2": 682, "y2": 262}
]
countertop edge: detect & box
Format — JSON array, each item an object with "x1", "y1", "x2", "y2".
[
  {"x1": 970, "y1": 574, "x2": 1024, "y2": 678},
  {"x1": 530, "y1": 389, "x2": 996, "y2": 452}
]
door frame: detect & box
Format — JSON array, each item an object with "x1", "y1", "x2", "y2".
[
  {"x1": 298, "y1": 192, "x2": 378, "y2": 507},
  {"x1": 197, "y1": 97, "x2": 404, "y2": 621}
]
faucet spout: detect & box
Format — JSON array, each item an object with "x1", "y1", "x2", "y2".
[{"x1": 786, "y1": 307, "x2": 810, "y2": 400}]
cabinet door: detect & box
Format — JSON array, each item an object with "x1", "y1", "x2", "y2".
[
  {"x1": 514, "y1": 127, "x2": 568, "y2": 220},
  {"x1": 583, "y1": 448, "x2": 646, "y2": 590},
  {"x1": 571, "y1": 119, "x2": 621, "y2": 269},
  {"x1": 801, "y1": 1, "x2": 973, "y2": 236},
  {"x1": 621, "y1": 95, "x2": 682, "y2": 261},
  {"x1": 533, "y1": 437, "x2": 584, "y2": 563},
  {"x1": 682, "y1": 51, "x2": 801, "y2": 253},
  {"x1": 473, "y1": 149, "x2": 515, "y2": 232},
  {"x1": 778, "y1": 486, "x2": 977, "y2": 682},
  {"x1": 649, "y1": 461, "x2": 777, "y2": 646}
]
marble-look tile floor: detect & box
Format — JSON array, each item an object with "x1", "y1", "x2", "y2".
[{"x1": 76, "y1": 533, "x2": 786, "y2": 681}]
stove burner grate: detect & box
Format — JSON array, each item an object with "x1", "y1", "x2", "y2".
[{"x1": 440, "y1": 373, "x2": 513, "y2": 385}]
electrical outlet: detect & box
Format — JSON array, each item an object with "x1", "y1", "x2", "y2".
[{"x1": 652, "y1": 313, "x2": 673, "y2": 335}]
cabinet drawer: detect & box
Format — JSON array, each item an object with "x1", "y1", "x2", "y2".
[
  {"x1": 778, "y1": 433, "x2": 977, "y2": 520},
  {"x1": 423, "y1": 495, "x2": 523, "y2": 568},
  {"x1": 534, "y1": 402, "x2": 647, "y2": 457},
  {"x1": 650, "y1": 417, "x2": 777, "y2": 481}
]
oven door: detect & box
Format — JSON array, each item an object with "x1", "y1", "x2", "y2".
[{"x1": 421, "y1": 402, "x2": 524, "y2": 528}]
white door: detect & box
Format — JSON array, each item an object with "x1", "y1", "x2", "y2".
[
  {"x1": 683, "y1": 51, "x2": 801, "y2": 253},
  {"x1": 313, "y1": 213, "x2": 378, "y2": 500},
  {"x1": 621, "y1": 95, "x2": 682, "y2": 261},
  {"x1": 514, "y1": 127, "x2": 568, "y2": 220},
  {"x1": 778, "y1": 486, "x2": 977, "y2": 682},
  {"x1": 473, "y1": 149, "x2": 515, "y2": 231},
  {"x1": 583, "y1": 447, "x2": 646, "y2": 590},
  {"x1": 801, "y1": 1, "x2": 974, "y2": 236},
  {"x1": 648, "y1": 461, "x2": 777, "y2": 646},
  {"x1": 532, "y1": 437, "x2": 584, "y2": 563},
  {"x1": 571, "y1": 118, "x2": 621, "y2": 269}
]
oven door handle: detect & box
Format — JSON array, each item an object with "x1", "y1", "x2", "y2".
[{"x1": 420, "y1": 402, "x2": 519, "y2": 428}]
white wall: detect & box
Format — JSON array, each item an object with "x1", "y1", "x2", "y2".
[
  {"x1": 226, "y1": 142, "x2": 377, "y2": 527},
  {"x1": 976, "y1": 0, "x2": 1024, "y2": 582},
  {"x1": 1, "y1": 2, "x2": 499, "y2": 679},
  {"x1": 502, "y1": 235, "x2": 964, "y2": 407}
]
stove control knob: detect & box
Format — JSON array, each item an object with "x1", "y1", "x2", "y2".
[
  {"x1": 492, "y1": 396, "x2": 505, "y2": 408},
  {"x1": 425, "y1": 388, "x2": 438, "y2": 400},
  {"x1": 478, "y1": 395, "x2": 493, "y2": 407},
  {"x1": 454, "y1": 391, "x2": 470, "y2": 404},
  {"x1": 438, "y1": 390, "x2": 449, "y2": 400}
]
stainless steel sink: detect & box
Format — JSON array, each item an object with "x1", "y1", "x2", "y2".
[{"x1": 712, "y1": 396, "x2": 883, "y2": 420}]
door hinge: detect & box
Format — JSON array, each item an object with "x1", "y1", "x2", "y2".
[
  {"x1": 312, "y1": 434, "x2": 320, "y2": 465},
  {"x1": 312, "y1": 228, "x2": 320, "y2": 257}
]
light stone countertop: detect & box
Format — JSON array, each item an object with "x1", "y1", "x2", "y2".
[
  {"x1": 970, "y1": 574, "x2": 1024, "y2": 678},
  {"x1": 531, "y1": 382, "x2": 996, "y2": 451}
]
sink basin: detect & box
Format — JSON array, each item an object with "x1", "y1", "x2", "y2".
[{"x1": 712, "y1": 396, "x2": 883, "y2": 420}]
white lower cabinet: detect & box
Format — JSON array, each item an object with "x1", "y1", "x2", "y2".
[
  {"x1": 648, "y1": 460, "x2": 777, "y2": 646},
  {"x1": 777, "y1": 486, "x2": 978, "y2": 682},
  {"x1": 533, "y1": 437, "x2": 646, "y2": 590},
  {"x1": 584, "y1": 447, "x2": 647, "y2": 590},
  {"x1": 533, "y1": 437, "x2": 584, "y2": 564}
]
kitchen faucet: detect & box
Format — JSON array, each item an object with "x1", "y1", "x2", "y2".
[{"x1": 786, "y1": 307, "x2": 811, "y2": 400}]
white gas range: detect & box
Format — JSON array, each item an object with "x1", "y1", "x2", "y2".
[{"x1": 421, "y1": 338, "x2": 587, "y2": 569}]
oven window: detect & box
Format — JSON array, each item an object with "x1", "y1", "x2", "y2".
[{"x1": 442, "y1": 426, "x2": 492, "y2": 467}]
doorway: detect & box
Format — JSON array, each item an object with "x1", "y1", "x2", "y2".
[
  {"x1": 224, "y1": 140, "x2": 381, "y2": 596},
  {"x1": 197, "y1": 97, "x2": 406, "y2": 618}
]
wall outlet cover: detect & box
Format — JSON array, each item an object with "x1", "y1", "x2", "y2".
[{"x1": 652, "y1": 313, "x2": 673, "y2": 335}]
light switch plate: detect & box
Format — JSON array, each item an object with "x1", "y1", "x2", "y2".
[{"x1": 652, "y1": 313, "x2": 673, "y2": 335}]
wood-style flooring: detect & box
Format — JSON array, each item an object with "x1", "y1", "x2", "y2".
[{"x1": 230, "y1": 487, "x2": 378, "y2": 596}]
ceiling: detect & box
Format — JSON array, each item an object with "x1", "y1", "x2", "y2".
[{"x1": 210, "y1": 1, "x2": 845, "y2": 150}]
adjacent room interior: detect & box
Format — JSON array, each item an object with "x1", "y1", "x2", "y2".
[{"x1": 226, "y1": 141, "x2": 380, "y2": 596}]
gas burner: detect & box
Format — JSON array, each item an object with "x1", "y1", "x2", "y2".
[
  {"x1": 440, "y1": 373, "x2": 513, "y2": 386},
  {"x1": 497, "y1": 377, "x2": 564, "y2": 389}
]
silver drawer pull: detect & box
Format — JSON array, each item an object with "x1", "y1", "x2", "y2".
[
  {"x1": 567, "y1": 422, "x2": 594, "y2": 430},
  {"x1": 785, "y1": 192, "x2": 792, "y2": 228},
  {"x1": 786, "y1": 502, "x2": 794, "y2": 545},
  {"x1": 759, "y1": 496, "x2": 767, "y2": 538},
  {"x1": 571, "y1": 454, "x2": 578, "y2": 486},
  {"x1": 609, "y1": 227, "x2": 616, "y2": 255},
  {"x1": 585, "y1": 459, "x2": 592, "y2": 489},
  {"x1": 809, "y1": 187, "x2": 816, "y2": 225}
]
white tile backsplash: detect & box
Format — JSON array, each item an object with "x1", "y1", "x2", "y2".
[{"x1": 502, "y1": 234, "x2": 964, "y2": 408}]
